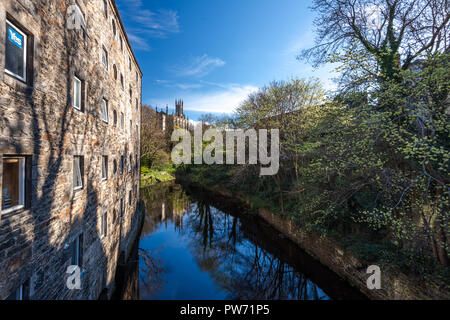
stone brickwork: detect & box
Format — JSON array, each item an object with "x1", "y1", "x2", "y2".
[
  {"x1": 0, "y1": 0, "x2": 142, "y2": 300},
  {"x1": 154, "y1": 100, "x2": 191, "y2": 132}
]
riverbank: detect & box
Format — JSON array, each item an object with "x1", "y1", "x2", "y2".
[
  {"x1": 176, "y1": 172, "x2": 450, "y2": 300},
  {"x1": 140, "y1": 166, "x2": 176, "y2": 187}
]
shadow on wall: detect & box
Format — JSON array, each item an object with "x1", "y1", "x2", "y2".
[{"x1": 0, "y1": 4, "x2": 139, "y2": 300}]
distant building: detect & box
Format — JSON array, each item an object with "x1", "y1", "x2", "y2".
[
  {"x1": 153, "y1": 99, "x2": 192, "y2": 131},
  {"x1": 0, "y1": 0, "x2": 143, "y2": 300}
]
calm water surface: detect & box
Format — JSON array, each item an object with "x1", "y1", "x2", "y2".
[{"x1": 127, "y1": 182, "x2": 365, "y2": 300}]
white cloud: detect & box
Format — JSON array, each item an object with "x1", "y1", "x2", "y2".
[
  {"x1": 171, "y1": 54, "x2": 226, "y2": 77},
  {"x1": 118, "y1": 0, "x2": 180, "y2": 50},
  {"x1": 149, "y1": 84, "x2": 258, "y2": 114}
]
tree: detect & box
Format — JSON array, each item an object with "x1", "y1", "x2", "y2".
[
  {"x1": 300, "y1": 0, "x2": 450, "y2": 85},
  {"x1": 141, "y1": 105, "x2": 169, "y2": 169}
]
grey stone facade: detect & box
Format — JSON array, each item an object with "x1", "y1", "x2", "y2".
[
  {"x1": 0, "y1": 0, "x2": 142, "y2": 300},
  {"x1": 154, "y1": 100, "x2": 191, "y2": 132}
]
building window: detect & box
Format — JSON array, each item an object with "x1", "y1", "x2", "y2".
[
  {"x1": 102, "y1": 156, "x2": 108, "y2": 180},
  {"x1": 135, "y1": 154, "x2": 139, "y2": 170},
  {"x1": 73, "y1": 77, "x2": 82, "y2": 110},
  {"x1": 128, "y1": 57, "x2": 131, "y2": 71},
  {"x1": 102, "y1": 47, "x2": 108, "y2": 69},
  {"x1": 120, "y1": 36, "x2": 123, "y2": 51},
  {"x1": 5, "y1": 20, "x2": 27, "y2": 82},
  {"x1": 101, "y1": 212, "x2": 107, "y2": 238},
  {"x1": 101, "y1": 99, "x2": 108, "y2": 123},
  {"x1": 113, "y1": 65, "x2": 117, "y2": 80},
  {"x1": 120, "y1": 74, "x2": 124, "y2": 89},
  {"x1": 113, "y1": 159, "x2": 117, "y2": 174},
  {"x1": 71, "y1": 234, "x2": 83, "y2": 267},
  {"x1": 113, "y1": 109, "x2": 117, "y2": 126},
  {"x1": 112, "y1": 20, "x2": 116, "y2": 37},
  {"x1": 128, "y1": 190, "x2": 132, "y2": 206},
  {"x1": 128, "y1": 155, "x2": 132, "y2": 172},
  {"x1": 120, "y1": 198, "x2": 124, "y2": 219},
  {"x1": 73, "y1": 156, "x2": 84, "y2": 190},
  {"x1": 2, "y1": 156, "x2": 25, "y2": 214},
  {"x1": 136, "y1": 72, "x2": 138, "y2": 83},
  {"x1": 120, "y1": 112, "x2": 124, "y2": 130},
  {"x1": 120, "y1": 155, "x2": 124, "y2": 175},
  {"x1": 136, "y1": 125, "x2": 139, "y2": 138},
  {"x1": 7, "y1": 279, "x2": 30, "y2": 300},
  {"x1": 130, "y1": 120, "x2": 132, "y2": 133},
  {"x1": 102, "y1": 0, "x2": 108, "y2": 17}
]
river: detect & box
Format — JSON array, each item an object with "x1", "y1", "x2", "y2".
[{"x1": 115, "y1": 181, "x2": 366, "y2": 300}]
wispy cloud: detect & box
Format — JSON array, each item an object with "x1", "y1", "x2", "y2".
[
  {"x1": 118, "y1": 0, "x2": 180, "y2": 51},
  {"x1": 171, "y1": 54, "x2": 226, "y2": 77},
  {"x1": 148, "y1": 84, "x2": 258, "y2": 114},
  {"x1": 155, "y1": 80, "x2": 203, "y2": 90}
]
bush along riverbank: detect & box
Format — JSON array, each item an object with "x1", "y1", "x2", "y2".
[
  {"x1": 176, "y1": 166, "x2": 450, "y2": 300},
  {"x1": 140, "y1": 165, "x2": 176, "y2": 188}
]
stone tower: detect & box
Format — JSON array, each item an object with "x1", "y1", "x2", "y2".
[{"x1": 175, "y1": 99, "x2": 184, "y2": 117}]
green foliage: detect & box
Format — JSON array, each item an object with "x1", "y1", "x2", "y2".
[{"x1": 179, "y1": 58, "x2": 450, "y2": 278}]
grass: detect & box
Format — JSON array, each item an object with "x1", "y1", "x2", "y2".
[{"x1": 140, "y1": 165, "x2": 175, "y2": 187}]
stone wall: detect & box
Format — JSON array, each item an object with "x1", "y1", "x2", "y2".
[
  {"x1": 0, "y1": 0, "x2": 142, "y2": 300},
  {"x1": 177, "y1": 174, "x2": 450, "y2": 300}
]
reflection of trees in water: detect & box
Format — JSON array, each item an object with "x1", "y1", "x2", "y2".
[
  {"x1": 140, "y1": 183, "x2": 329, "y2": 300},
  {"x1": 138, "y1": 247, "x2": 166, "y2": 299},
  {"x1": 183, "y1": 202, "x2": 328, "y2": 300},
  {"x1": 140, "y1": 182, "x2": 191, "y2": 236}
]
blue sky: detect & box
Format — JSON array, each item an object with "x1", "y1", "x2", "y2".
[{"x1": 117, "y1": 0, "x2": 336, "y2": 121}]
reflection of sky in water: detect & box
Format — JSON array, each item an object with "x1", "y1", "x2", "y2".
[{"x1": 139, "y1": 196, "x2": 331, "y2": 301}]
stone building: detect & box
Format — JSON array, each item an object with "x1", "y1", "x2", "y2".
[
  {"x1": 0, "y1": 0, "x2": 142, "y2": 299},
  {"x1": 153, "y1": 99, "x2": 191, "y2": 131}
]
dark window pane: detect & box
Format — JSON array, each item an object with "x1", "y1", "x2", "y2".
[
  {"x1": 5, "y1": 22, "x2": 25, "y2": 79},
  {"x1": 2, "y1": 158, "x2": 22, "y2": 210}
]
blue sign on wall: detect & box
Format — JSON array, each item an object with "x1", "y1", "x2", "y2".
[{"x1": 8, "y1": 26, "x2": 23, "y2": 49}]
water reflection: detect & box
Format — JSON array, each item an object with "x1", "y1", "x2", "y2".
[{"x1": 131, "y1": 182, "x2": 365, "y2": 300}]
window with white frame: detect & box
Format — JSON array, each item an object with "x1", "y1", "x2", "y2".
[
  {"x1": 71, "y1": 234, "x2": 83, "y2": 267},
  {"x1": 5, "y1": 20, "x2": 27, "y2": 82},
  {"x1": 101, "y1": 212, "x2": 107, "y2": 237},
  {"x1": 73, "y1": 77, "x2": 82, "y2": 110},
  {"x1": 73, "y1": 156, "x2": 83, "y2": 190},
  {"x1": 101, "y1": 99, "x2": 108, "y2": 123},
  {"x1": 102, "y1": 47, "x2": 108, "y2": 69},
  {"x1": 102, "y1": 0, "x2": 108, "y2": 17},
  {"x1": 2, "y1": 156, "x2": 25, "y2": 214},
  {"x1": 6, "y1": 279, "x2": 30, "y2": 300},
  {"x1": 102, "y1": 156, "x2": 108, "y2": 180}
]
